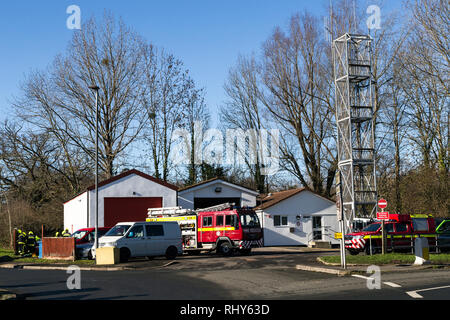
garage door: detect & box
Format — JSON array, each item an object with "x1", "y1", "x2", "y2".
[
  {"x1": 104, "y1": 197, "x2": 162, "y2": 227},
  {"x1": 194, "y1": 197, "x2": 241, "y2": 210}
]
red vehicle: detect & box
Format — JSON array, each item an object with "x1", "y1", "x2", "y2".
[
  {"x1": 147, "y1": 203, "x2": 263, "y2": 255},
  {"x1": 71, "y1": 227, "x2": 111, "y2": 244},
  {"x1": 345, "y1": 214, "x2": 436, "y2": 255}
]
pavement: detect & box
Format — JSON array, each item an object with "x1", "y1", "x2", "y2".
[{"x1": 1, "y1": 246, "x2": 449, "y2": 300}]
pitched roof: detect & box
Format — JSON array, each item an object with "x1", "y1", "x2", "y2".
[
  {"x1": 178, "y1": 177, "x2": 258, "y2": 194},
  {"x1": 86, "y1": 169, "x2": 179, "y2": 191},
  {"x1": 255, "y1": 187, "x2": 336, "y2": 210},
  {"x1": 254, "y1": 188, "x2": 306, "y2": 210}
]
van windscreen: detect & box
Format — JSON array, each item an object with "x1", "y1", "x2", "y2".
[{"x1": 105, "y1": 225, "x2": 131, "y2": 237}]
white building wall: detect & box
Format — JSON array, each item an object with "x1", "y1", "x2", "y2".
[
  {"x1": 63, "y1": 192, "x2": 88, "y2": 233},
  {"x1": 88, "y1": 174, "x2": 177, "y2": 228},
  {"x1": 178, "y1": 181, "x2": 257, "y2": 210},
  {"x1": 257, "y1": 190, "x2": 339, "y2": 246}
]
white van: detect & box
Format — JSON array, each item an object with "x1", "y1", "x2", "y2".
[{"x1": 98, "y1": 221, "x2": 182, "y2": 262}]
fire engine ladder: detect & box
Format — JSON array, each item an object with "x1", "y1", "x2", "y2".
[
  {"x1": 147, "y1": 207, "x2": 194, "y2": 216},
  {"x1": 196, "y1": 203, "x2": 236, "y2": 213}
]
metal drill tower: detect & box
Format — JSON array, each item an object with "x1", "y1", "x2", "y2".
[{"x1": 333, "y1": 34, "x2": 377, "y2": 234}]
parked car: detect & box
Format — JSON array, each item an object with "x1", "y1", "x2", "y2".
[
  {"x1": 72, "y1": 227, "x2": 111, "y2": 259},
  {"x1": 98, "y1": 221, "x2": 182, "y2": 262},
  {"x1": 436, "y1": 218, "x2": 450, "y2": 252}
]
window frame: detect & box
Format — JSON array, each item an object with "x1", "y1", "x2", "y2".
[
  {"x1": 145, "y1": 224, "x2": 164, "y2": 237},
  {"x1": 203, "y1": 216, "x2": 213, "y2": 227},
  {"x1": 273, "y1": 215, "x2": 288, "y2": 227}
]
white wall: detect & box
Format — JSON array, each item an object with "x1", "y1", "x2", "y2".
[
  {"x1": 88, "y1": 174, "x2": 177, "y2": 228},
  {"x1": 257, "y1": 190, "x2": 339, "y2": 246},
  {"x1": 178, "y1": 181, "x2": 257, "y2": 209},
  {"x1": 63, "y1": 192, "x2": 88, "y2": 233}
]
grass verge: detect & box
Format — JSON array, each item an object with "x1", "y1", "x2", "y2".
[
  {"x1": 319, "y1": 253, "x2": 450, "y2": 265},
  {"x1": 0, "y1": 247, "x2": 95, "y2": 266}
]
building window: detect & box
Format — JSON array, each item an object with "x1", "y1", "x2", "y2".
[{"x1": 274, "y1": 215, "x2": 288, "y2": 227}]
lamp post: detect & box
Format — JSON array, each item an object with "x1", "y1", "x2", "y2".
[{"x1": 89, "y1": 85, "x2": 100, "y2": 251}]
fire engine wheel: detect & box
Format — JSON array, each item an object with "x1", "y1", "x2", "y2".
[
  {"x1": 219, "y1": 242, "x2": 233, "y2": 256},
  {"x1": 347, "y1": 249, "x2": 359, "y2": 256},
  {"x1": 120, "y1": 247, "x2": 130, "y2": 262},
  {"x1": 165, "y1": 246, "x2": 178, "y2": 260}
]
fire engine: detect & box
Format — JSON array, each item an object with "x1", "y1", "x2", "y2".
[
  {"x1": 146, "y1": 203, "x2": 263, "y2": 255},
  {"x1": 345, "y1": 214, "x2": 437, "y2": 255}
]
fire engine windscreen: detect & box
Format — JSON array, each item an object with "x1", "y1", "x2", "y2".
[
  {"x1": 363, "y1": 223, "x2": 381, "y2": 232},
  {"x1": 240, "y1": 212, "x2": 261, "y2": 228},
  {"x1": 104, "y1": 225, "x2": 131, "y2": 237}
]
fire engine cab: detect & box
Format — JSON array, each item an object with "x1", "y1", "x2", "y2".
[{"x1": 146, "y1": 203, "x2": 263, "y2": 256}]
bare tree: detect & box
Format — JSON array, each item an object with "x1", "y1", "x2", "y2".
[
  {"x1": 259, "y1": 12, "x2": 337, "y2": 197},
  {"x1": 220, "y1": 55, "x2": 270, "y2": 193},
  {"x1": 141, "y1": 45, "x2": 200, "y2": 182},
  {"x1": 14, "y1": 14, "x2": 146, "y2": 179}
]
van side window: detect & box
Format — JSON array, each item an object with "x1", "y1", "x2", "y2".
[
  {"x1": 146, "y1": 225, "x2": 164, "y2": 237},
  {"x1": 216, "y1": 215, "x2": 224, "y2": 226},
  {"x1": 126, "y1": 225, "x2": 144, "y2": 238},
  {"x1": 203, "y1": 216, "x2": 213, "y2": 227}
]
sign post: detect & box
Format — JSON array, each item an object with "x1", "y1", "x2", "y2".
[
  {"x1": 378, "y1": 199, "x2": 388, "y2": 254},
  {"x1": 336, "y1": 171, "x2": 346, "y2": 269}
]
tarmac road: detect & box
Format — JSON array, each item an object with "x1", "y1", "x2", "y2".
[{"x1": 1, "y1": 247, "x2": 450, "y2": 301}]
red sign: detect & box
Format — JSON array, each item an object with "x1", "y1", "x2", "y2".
[
  {"x1": 378, "y1": 198, "x2": 387, "y2": 209},
  {"x1": 377, "y1": 212, "x2": 389, "y2": 220}
]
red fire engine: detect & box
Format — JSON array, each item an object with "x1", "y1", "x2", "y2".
[
  {"x1": 147, "y1": 203, "x2": 263, "y2": 255},
  {"x1": 345, "y1": 214, "x2": 437, "y2": 255}
]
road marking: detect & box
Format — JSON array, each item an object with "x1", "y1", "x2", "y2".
[
  {"x1": 352, "y1": 275, "x2": 402, "y2": 288},
  {"x1": 383, "y1": 282, "x2": 401, "y2": 288},
  {"x1": 406, "y1": 285, "x2": 450, "y2": 299},
  {"x1": 406, "y1": 291, "x2": 423, "y2": 299},
  {"x1": 351, "y1": 274, "x2": 371, "y2": 280}
]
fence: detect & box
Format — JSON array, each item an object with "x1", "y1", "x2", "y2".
[{"x1": 41, "y1": 237, "x2": 76, "y2": 261}]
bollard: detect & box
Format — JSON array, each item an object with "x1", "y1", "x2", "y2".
[{"x1": 414, "y1": 237, "x2": 430, "y2": 265}]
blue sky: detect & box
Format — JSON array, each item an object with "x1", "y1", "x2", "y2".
[{"x1": 0, "y1": 0, "x2": 401, "y2": 125}]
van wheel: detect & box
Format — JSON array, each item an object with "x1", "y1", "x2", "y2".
[
  {"x1": 165, "y1": 246, "x2": 178, "y2": 260},
  {"x1": 120, "y1": 247, "x2": 130, "y2": 263},
  {"x1": 219, "y1": 242, "x2": 233, "y2": 256}
]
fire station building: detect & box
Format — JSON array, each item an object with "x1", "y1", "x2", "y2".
[
  {"x1": 177, "y1": 178, "x2": 258, "y2": 210},
  {"x1": 63, "y1": 169, "x2": 178, "y2": 233},
  {"x1": 255, "y1": 188, "x2": 340, "y2": 247}
]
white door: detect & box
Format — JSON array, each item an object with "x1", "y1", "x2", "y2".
[
  {"x1": 312, "y1": 216, "x2": 323, "y2": 241},
  {"x1": 122, "y1": 225, "x2": 146, "y2": 257},
  {"x1": 145, "y1": 224, "x2": 166, "y2": 256}
]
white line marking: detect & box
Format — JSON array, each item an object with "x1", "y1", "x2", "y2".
[
  {"x1": 406, "y1": 285, "x2": 450, "y2": 299},
  {"x1": 352, "y1": 274, "x2": 371, "y2": 280},
  {"x1": 406, "y1": 291, "x2": 423, "y2": 299},
  {"x1": 383, "y1": 282, "x2": 402, "y2": 288}
]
